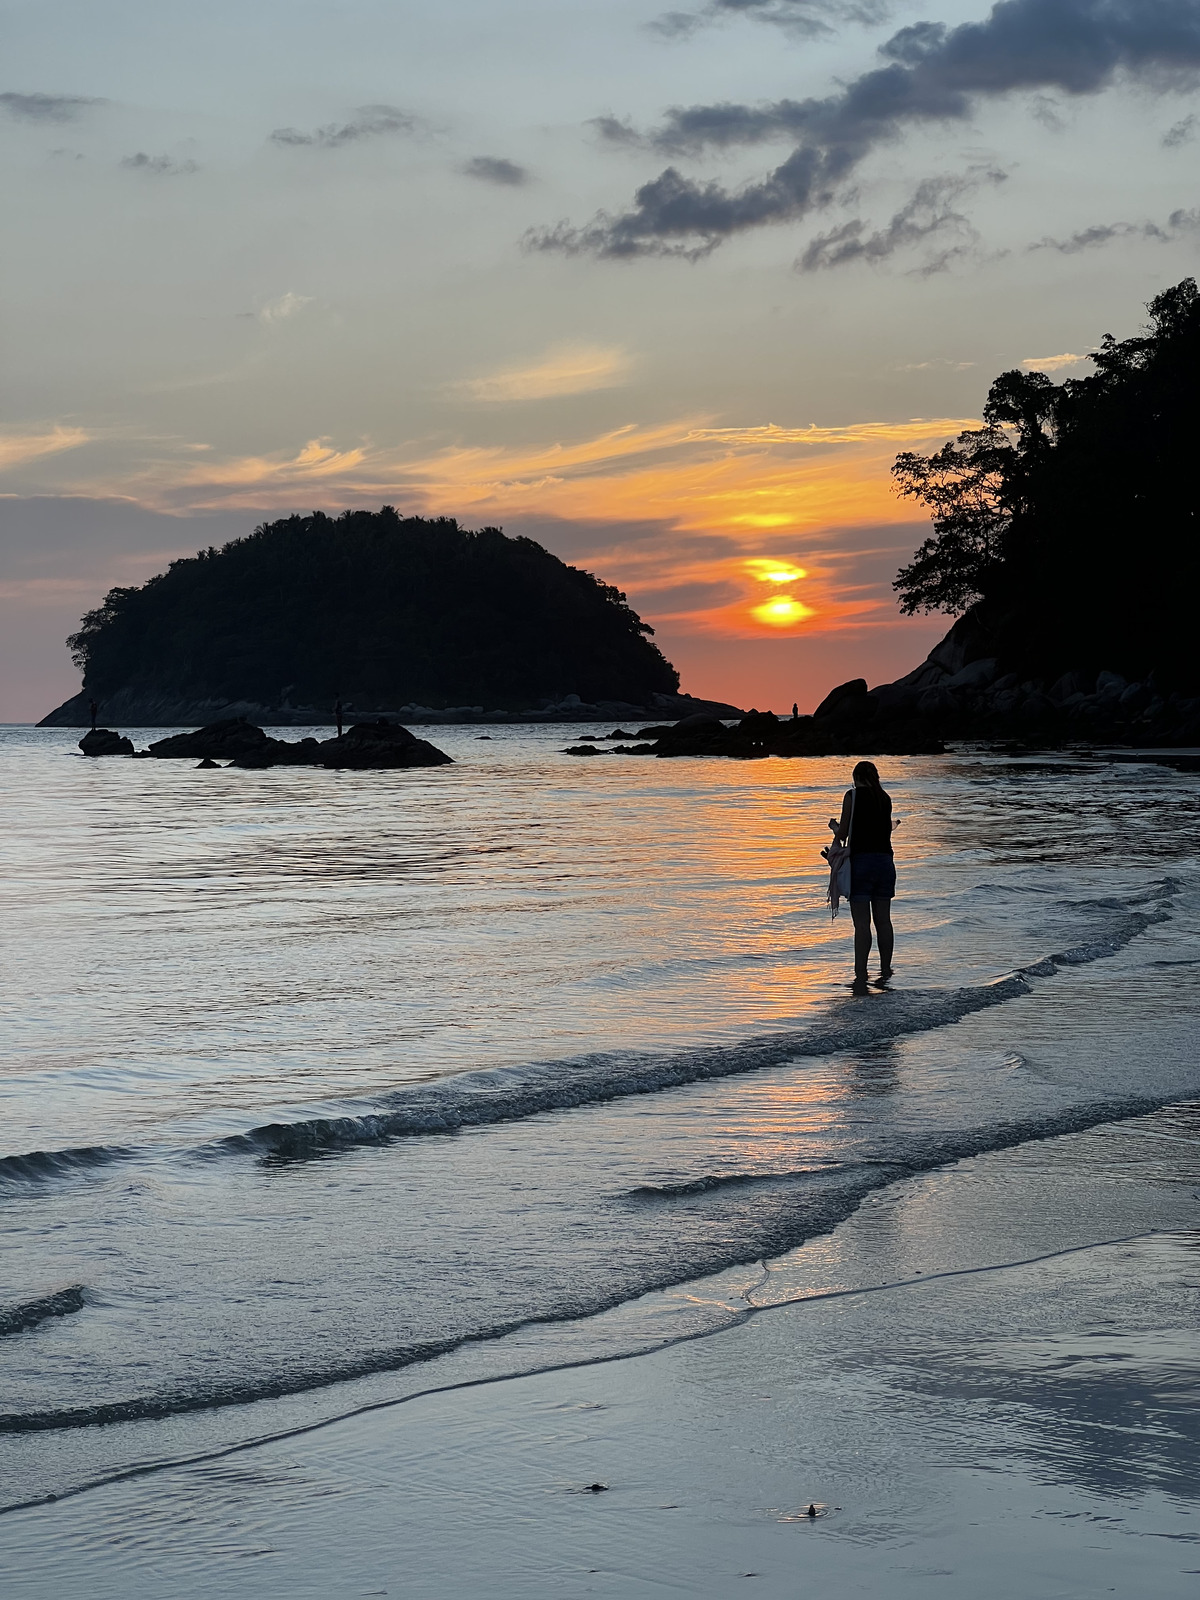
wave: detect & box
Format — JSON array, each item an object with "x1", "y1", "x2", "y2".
[
  {"x1": 0, "y1": 1091, "x2": 1174, "y2": 1436},
  {"x1": 0, "y1": 1145, "x2": 135, "y2": 1188},
  {"x1": 0, "y1": 1286, "x2": 85, "y2": 1339},
  {"x1": 0, "y1": 886, "x2": 1175, "y2": 1188},
  {"x1": 627, "y1": 1165, "x2": 848, "y2": 1198},
  {"x1": 234, "y1": 892, "x2": 1170, "y2": 1162}
]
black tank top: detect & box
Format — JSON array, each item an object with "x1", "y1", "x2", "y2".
[{"x1": 847, "y1": 785, "x2": 892, "y2": 855}]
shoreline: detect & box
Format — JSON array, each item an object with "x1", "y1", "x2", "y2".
[{"x1": 4, "y1": 1099, "x2": 1198, "y2": 1597}]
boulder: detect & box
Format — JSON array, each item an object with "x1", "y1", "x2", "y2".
[
  {"x1": 943, "y1": 657, "x2": 998, "y2": 691},
  {"x1": 147, "y1": 718, "x2": 270, "y2": 760},
  {"x1": 79, "y1": 728, "x2": 134, "y2": 757},
  {"x1": 813, "y1": 679, "x2": 868, "y2": 721},
  {"x1": 230, "y1": 737, "x2": 324, "y2": 769},
  {"x1": 318, "y1": 720, "x2": 453, "y2": 770}
]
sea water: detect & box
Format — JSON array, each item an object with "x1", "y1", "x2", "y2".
[{"x1": 1, "y1": 724, "x2": 1199, "y2": 1509}]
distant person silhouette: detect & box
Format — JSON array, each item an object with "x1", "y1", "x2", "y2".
[
  {"x1": 792, "y1": 702, "x2": 799, "y2": 720},
  {"x1": 88, "y1": 698, "x2": 98, "y2": 731},
  {"x1": 335, "y1": 700, "x2": 344, "y2": 738},
  {"x1": 829, "y1": 760, "x2": 895, "y2": 991}
]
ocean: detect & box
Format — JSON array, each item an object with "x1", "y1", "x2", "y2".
[{"x1": 2, "y1": 723, "x2": 1199, "y2": 1535}]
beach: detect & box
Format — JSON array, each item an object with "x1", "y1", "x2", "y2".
[{"x1": 1, "y1": 725, "x2": 1198, "y2": 1594}]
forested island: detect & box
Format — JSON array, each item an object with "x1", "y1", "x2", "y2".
[{"x1": 41, "y1": 511, "x2": 727, "y2": 727}]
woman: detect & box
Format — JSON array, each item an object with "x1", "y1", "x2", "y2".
[{"x1": 829, "y1": 760, "x2": 895, "y2": 990}]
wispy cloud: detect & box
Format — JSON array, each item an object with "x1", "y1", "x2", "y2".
[
  {"x1": 0, "y1": 426, "x2": 91, "y2": 472},
  {"x1": 0, "y1": 91, "x2": 104, "y2": 122},
  {"x1": 269, "y1": 104, "x2": 417, "y2": 149},
  {"x1": 799, "y1": 168, "x2": 1005, "y2": 272},
  {"x1": 649, "y1": 0, "x2": 890, "y2": 42},
  {"x1": 1021, "y1": 352, "x2": 1086, "y2": 371},
  {"x1": 461, "y1": 155, "x2": 530, "y2": 186},
  {"x1": 1029, "y1": 206, "x2": 1200, "y2": 252},
  {"x1": 451, "y1": 344, "x2": 632, "y2": 402},
  {"x1": 532, "y1": 0, "x2": 1200, "y2": 259},
  {"x1": 121, "y1": 152, "x2": 199, "y2": 176},
  {"x1": 258, "y1": 291, "x2": 314, "y2": 324},
  {"x1": 1163, "y1": 112, "x2": 1197, "y2": 145}
]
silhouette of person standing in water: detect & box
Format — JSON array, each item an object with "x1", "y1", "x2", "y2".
[{"x1": 829, "y1": 760, "x2": 895, "y2": 992}]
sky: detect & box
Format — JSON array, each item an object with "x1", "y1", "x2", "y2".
[{"x1": 3, "y1": 0, "x2": 1200, "y2": 720}]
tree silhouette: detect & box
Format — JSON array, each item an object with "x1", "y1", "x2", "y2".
[
  {"x1": 892, "y1": 279, "x2": 1200, "y2": 684},
  {"x1": 68, "y1": 509, "x2": 680, "y2": 709}
]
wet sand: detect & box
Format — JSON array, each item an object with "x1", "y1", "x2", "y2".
[{"x1": 4, "y1": 1102, "x2": 1198, "y2": 1598}]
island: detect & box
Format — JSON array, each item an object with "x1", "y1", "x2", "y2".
[{"x1": 40, "y1": 510, "x2": 740, "y2": 728}]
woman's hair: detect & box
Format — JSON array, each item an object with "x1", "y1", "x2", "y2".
[{"x1": 852, "y1": 760, "x2": 882, "y2": 788}]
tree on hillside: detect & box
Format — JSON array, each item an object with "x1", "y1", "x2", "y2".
[{"x1": 890, "y1": 279, "x2": 1200, "y2": 682}]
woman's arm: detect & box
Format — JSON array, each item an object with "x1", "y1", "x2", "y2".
[{"x1": 831, "y1": 789, "x2": 853, "y2": 842}]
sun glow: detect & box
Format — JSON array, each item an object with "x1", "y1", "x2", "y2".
[
  {"x1": 751, "y1": 595, "x2": 815, "y2": 627},
  {"x1": 745, "y1": 559, "x2": 808, "y2": 584}
]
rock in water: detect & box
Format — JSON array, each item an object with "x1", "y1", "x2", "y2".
[
  {"x1": 317, "y1": 720, "x2": 453, "y2": 770},
  {"x1": 79, "y1": 728, "x2": 134, "y2": 757},
  {"x1": 145, "y1": 716, "x2": 451, "y2": 769},
  {"x1": 147, "y1": 718, "x2": 271, "y2": 761}
]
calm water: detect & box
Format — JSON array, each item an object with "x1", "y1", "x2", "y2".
[{"x1": 2, "y1": 724, "x2": 1199, "y2": 1506}]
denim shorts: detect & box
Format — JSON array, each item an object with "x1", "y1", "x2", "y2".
[{"x1": 849, "y1": 851, "x2": 896, "y2": 902}]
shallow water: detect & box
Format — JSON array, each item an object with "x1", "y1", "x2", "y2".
[{"x1": 2, "y1": 725, "x2": 1199, "y2": 1507}]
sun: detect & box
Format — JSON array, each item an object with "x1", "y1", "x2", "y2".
[{"x1": 751, "y1": 595, "x2": 815, "y2": 627}]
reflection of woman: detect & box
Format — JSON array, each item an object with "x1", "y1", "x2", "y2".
[{"x1": 829, "y1": 760, "x2": 895, "y2": 990}]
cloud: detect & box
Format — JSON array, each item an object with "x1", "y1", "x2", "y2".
[
  {"x1": 532, "y1": 0, "x2": 1200, "y2": 258},
  {"x1": 1021, "y1": 352, "x2": 1086, "y2": 371},
  {"x1": 121, "y1": 152, "x2": 199, "y2": 175},
  {"x1": 798, "y1": 167, "x2": 1005, "y2": 271},
  {"x1": 0, "y1": 91, "x2": 104, "y2": 122},
  {"x1": 451, "y1": 344, "x2": 632, "y2": 402},
  {"x1": 269, "y1": 104, "x2": 416, "y2": 148},
  {"x1": 461, "y1": 155, "x2": 530, "y2": 186},
  {"x1": 0, "y1": 426, "x2": 91, "y2": 472},
  {"x1": 1029, "y1": 206, "x2": 1200, "y2": 251},
  {"x1": 1163, "y1": 111, "x2": 1197, "y2": 143},
  {"x1": 258, "y1": 291, "x2": 314, "y2": 324},
  {"x1": 649, "y1": 0, "x2": 891, "y2": 42}
]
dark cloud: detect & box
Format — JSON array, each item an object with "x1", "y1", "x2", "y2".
[
  {"x1": 462, "y1": 155, "x2": 530, "y2": 186},
  {"x1": 649, "y1": 0, "x2": 891, "y2": 42},
  {"x1": 269, "y1": 104, "x2": 416, "y2": 148},
  {"x1": 0, "y1": 91, "x2": 105, "y2": 122},
  {"x1": 533, "y1": 0, "x2": 1200, "y2": 258},
  {"x1": 799, "y1": 167, "x2": 1006, "y2": 270},
  {"x1": 121, "y1": 152, "x2": 199, "y2": 176},
  {"x1": 1163, "y1": 111, "x2": 1197, "y2": 142},
  {"x1": 647, "y1": 10, "x2": 708, "y2": 38},
  {"x1": 1030, "y1": 207, "x2": 1200, "y2": 250}
]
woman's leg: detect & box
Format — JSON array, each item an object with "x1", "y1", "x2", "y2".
[
  {"x1": 872, "y1": 899, "x2": 894, "y2": 976},
  {"x1": 850, "y1": 900, "x2": 873, "y2": 983}
]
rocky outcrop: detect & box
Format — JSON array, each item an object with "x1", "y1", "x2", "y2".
[
  {"x1": 308, "y1": 720, "x2": 452, "y2": 770},
  {"x1": 146, "y1": 719, "x2": 277, "y2": 761},
  {"x1": 861, "y1": 609, "x2": 1200, "y2": 746},
  {"x1": 575, "y1": 706, "x2": 944, "y2": 760},
  {"x1": 139, "y1": 717, "x2": 452, "y2": 769},
  {"x1": 79, "y1": 728, "x2": 134, "y2": 757}
]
